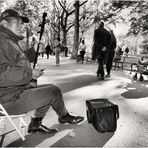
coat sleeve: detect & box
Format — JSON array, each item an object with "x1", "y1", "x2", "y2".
[
  {"x1": 93, "y1": 29, "x2": 104, "y2": 49},
  {"x1": 106, "y1": 30, "x2": 112, "y2": 49},
  {"x1": 0, "y1": 39, "x2": 32, "y2": 87}
]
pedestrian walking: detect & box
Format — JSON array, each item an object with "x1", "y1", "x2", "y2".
[
  {"x1": 105, "y1": 29, "x2": 117, "y2": 77},
  {"x1": 45, "y1": 43, "x2": 51, "y2": 59},
  {"x1": 78, "y1": 40, "x2": 86, "y2": 63},
  {"x1": 39, "y1": 43, "x2": 45, "y2": 58},
  {"x1": 114, "y1": 45, "x2": 123, "y2": 61},
  {"x1": 54, "y1": 37, "x2": 61, "y2": 66},
  {"x1": 0, "y1": 9, "x2": 84, "y2": 134},
  {"x1": 92, "y1": 20, "x2": 111, "y2": 80},
  {"x1": 65, "y1": 46, "x2": 68, "y2": 57},
  {"x1": 124, "y1": 47, "x2": 129, "y2": 57}
]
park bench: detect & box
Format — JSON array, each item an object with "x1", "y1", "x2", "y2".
[
  {"x1": 85, "y1": 52, "x2": 93, "y2": 63},
  {"x1": 112, "y1": 56, "x2": 125, "y2": 70},
  {"x1": 76, "y1": 52, "x2": 93, "y2": 63},
  {"x1": 132, "y1": 56, "x2": 148, "y2": 81},
  {"x1": 113, "y1": 55, "x2": 143, "y2": 72}
]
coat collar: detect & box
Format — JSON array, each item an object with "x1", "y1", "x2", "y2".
[{"x1": 0, "y1": 25, "x2": 24, "y2": 42}]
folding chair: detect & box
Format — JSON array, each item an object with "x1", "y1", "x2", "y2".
[{"x1": 0, "y1": 104, "x2": 27, "y2": 141}]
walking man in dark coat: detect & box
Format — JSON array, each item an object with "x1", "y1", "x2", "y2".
[
  {"x1": 105, "y1": 29, "x2": 117, "y2": 77},
  {"x1": 92, "y1": 21, "x2": 111, "y2": 80}
]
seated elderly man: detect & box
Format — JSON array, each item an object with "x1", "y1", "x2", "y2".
[{"x1": 0, "y1": 9, "x2": 84, "y2": 134}]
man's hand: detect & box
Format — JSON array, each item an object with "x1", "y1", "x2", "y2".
[
  {"x1": 32, "y1": 69, "x2": 44, "y2": 80},
  {"x1": 26, "y1": 81, "x2": 38, "y2": 89}
]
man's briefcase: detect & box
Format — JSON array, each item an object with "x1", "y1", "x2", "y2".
[{"x1": 86, "y1": 98, "x2": 119, "y2": 133}]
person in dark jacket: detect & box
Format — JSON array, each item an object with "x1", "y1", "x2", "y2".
[
  {"x1": 92, "y1": 20, "x2": 111, "y2": 80},
  {"x1": 65, "y1": 46, "x2": 68, "y2": 57},
  {"x1": 0, "y1": 9, "x2": 84, "y2": 134},
  {"x1": 25, "y1": 37, "x2": 36, "y2": 63},
  {"x1": 114, "y1": 45, "x2": 123, "y2": 61},
  {"x1": 105, "y1": 29, "x2": 117, "y2": 77},
  {"x1": 45, "y1": 43, "x2": 52, "y2": 59},
  {"x1": 124, "y1": 47, "x2": 129, "y2": 56}
]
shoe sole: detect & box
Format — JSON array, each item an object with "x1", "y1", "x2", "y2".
[
  {"x1": 28, "y1": 129, "x2": 58, "y2": 134},
  {"x1": 59, "y1": 119, "x2": 84, "y2": 124}
]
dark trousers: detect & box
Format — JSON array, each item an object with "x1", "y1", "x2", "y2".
[
  {"x1": 46, "y1": 52, "x2": 49, "y2": 59},
  {"x1": 106, "y1": 50, "x2": 115, "y2": 75},
  {"x1": 65, "y1": 51, "x2": 68, "y2": 57},
  {"x1": 41, "y1": 52, "x2": 44, "y2": 58},
  {"x1": 97, "y1": 52, "x2": 106, "y2": 77},
  {"x1": 2, "y1": 84, "x2": 67, "y2": 118},
  {"x1": 80, "y1": 51, "x2": 85, "y2": 63}
]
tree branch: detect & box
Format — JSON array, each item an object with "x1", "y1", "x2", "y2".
[
  {"x1": 68, "y1": 0, "x2": 88, "y2": 16},
  {"x1": 67, "y1": 23, "x2": 75, "y2": 31},
  {"x1": 58, "y1": 0, "x2": 68, "y2": 14}
]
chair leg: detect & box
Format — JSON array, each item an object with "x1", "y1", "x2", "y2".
[
  {"x1": 19, "y1": 116, "x2": 27, "y2": 136},
  {"x1": 122, "y1": 63, "x2": 123, "y2": 70},
  {"x1": 0, "y1": 117, "x2": 6, "y2": 134},
  {"x1": 19, "y1": 116, "x2": 27, "y2": 135},
  {"x1": 0, "y1": 105, "x2": 26, "y2": 141},
  {"x1": 7, "y1": 115, "x2": 25, "y2": 141}
]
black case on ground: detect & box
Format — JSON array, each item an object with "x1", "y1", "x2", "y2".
[{"x1": 86, "y1": 98, "x2": 119, "y2": 133}]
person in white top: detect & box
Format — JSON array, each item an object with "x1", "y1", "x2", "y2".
[{"x1": 78, "y1": 40, "x2": 86, "y2": 63}]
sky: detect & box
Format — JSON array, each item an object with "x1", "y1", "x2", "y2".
[{"x1": 110, "y1": 23, "x2": 130, "y2": 36}]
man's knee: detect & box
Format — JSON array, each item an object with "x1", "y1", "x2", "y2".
[
  {"x1": 44, "y1": 84, "x2": 61, "y2": 95},
  {"x1": 37, "y1": 84, "x2": 62, "y2": 97},
  {"x1": 51, "y1": 84, "x2": 61, "y2": 94}
]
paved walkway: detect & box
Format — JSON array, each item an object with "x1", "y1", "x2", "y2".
[{"x1": 2, "y1": 56, "x2": 148, "y2": 147}]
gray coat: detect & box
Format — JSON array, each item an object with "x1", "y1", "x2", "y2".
[{"x1": 0, "y1": 25, "x2": 32, "y2": 104}]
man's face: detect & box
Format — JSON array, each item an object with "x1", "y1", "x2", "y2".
[{"x1": 7, "y1": 17, "x2": 25, "y2": 36}]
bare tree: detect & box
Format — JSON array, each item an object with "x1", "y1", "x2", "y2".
[{"x1": 72, "y1": 0, "x2": 79, "y2": 59}]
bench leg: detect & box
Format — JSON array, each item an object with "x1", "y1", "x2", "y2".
[
  {"x1": 121, "y1": 63, "x2": 123, "y2": 70},
  {"x1": 114, "y1": 62, "x2": 116, "y2": 70}
]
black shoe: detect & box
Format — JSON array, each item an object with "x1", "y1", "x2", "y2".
[
  {"x1": 97, "y1": 73, "x2": 104, "y2": 80},
  {"x1": 58, "y1": 113, "x2": 84, "y2": 124},
  {"x1": 97, "y1": 76, "x2": 104, "y2": 80},
  {"x1": 105, "y1": 74, "x2": 110, "y2": 78},
  {"x1": 28, "y1": 117, "x2": 58, "y2": 134}
]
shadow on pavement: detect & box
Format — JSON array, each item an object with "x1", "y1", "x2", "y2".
[
  {"x1": 51, "y1": 121, "x2": 114, "y2": 147},
  {"x1": 55, "y1": 74, "x2": 109, "y2": 93},
  {"x1": 121, "y1": 80, "x2": 148, "y2": 99},
  {"x1": 6, "y1": 131, "x2": 57, "y2": 147},
  {"x1": 7, "y1": 121, "x2": 114, "y2": 147}
]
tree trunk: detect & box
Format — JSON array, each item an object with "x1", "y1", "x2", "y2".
[
  {"x1": 58, "y1": 16, "x2": 61, "y2": 39},
  {"x1": 63, "y1": 29, "x2": 67, "y2": 46},
  {"x1": 71, "y1": 0, "x2": 79, "y2": 59},
  {"x1": 26, "y1": 27, "x2": 29, "y2": 50},
  {"x1": 134, "y1": 36, "x2": 138, "y2": 55}
]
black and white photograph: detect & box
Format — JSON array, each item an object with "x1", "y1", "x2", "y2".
[{"x1": 0, "y1": 0, "x2": 148, "y2": 147}]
